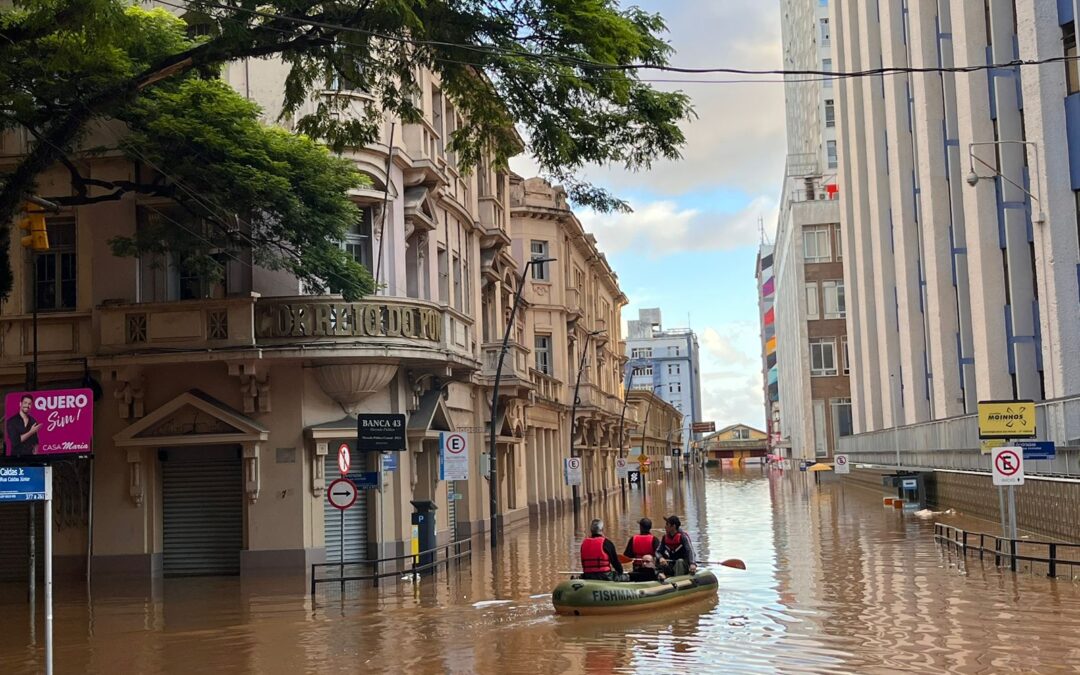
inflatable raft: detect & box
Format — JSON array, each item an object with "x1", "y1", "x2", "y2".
[{"x1": 551, "y1": 570, "x2": 718, "y2": 616}]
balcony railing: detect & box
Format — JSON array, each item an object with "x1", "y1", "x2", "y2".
[
  {"x1": 480, "y1": 340, "x2": 530, "y2": 383},
  {"x1": 98, "y1": 297, "x2": 256, "y2": 352},
  {"x1": 0, "y1": 311, "x2": 93, "y2": 361},
  {"x1": 529, "y1": 368, "x2": 563, "y2": 402},
  {"x1": 478, "y1": 195, "x2": 506, "y2": 231}
]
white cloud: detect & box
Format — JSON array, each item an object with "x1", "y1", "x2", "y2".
[
  {"x1": 697, "y1": 322, "x2": 765, "y2": 429},
  {"x1": 510, "y1": 0, "x2": 786, "y2": 199},
  {"x1": 578, "y1": 194, "x2": 776, "y2": 257}
]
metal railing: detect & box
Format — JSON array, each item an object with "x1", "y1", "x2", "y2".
[
  {"x1": 839, "y1": 395, "x2": 1080, "y2": 476},
  {"x1": 310, "y1": 538, "x2": 472, "y2": 597},
  {"x1": 934, "y1": 523, "x2": 1080, "y2": 578}
]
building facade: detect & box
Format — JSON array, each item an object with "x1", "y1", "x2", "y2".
[
  {"x1": 769, "y1": 0, "x2": 851, "y2": 461},
  {"x1": 700, "y1": 424, "x2": 768, "y2": 466},
  {"x1": 0, "y1": 57, "x2": 630, "y2": 578},
  {"x1": 832, "y1": 1, "x2": 1080, "y2": 436},
  {"x1": 624, "y1": 308, "x2": 702, "y2": 455},
  {"x1": 509, "y1": 176, "x2": 630, "y2": 510},
  {"x1": 625, "y1": 389, "x2": 683, "y2": 472},
  {"x1": 756, "y1": 245, "x2": 780, "y2": 451}
]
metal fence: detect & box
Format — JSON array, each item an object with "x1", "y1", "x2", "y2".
[
  {"x1": 838, "y1": 395, "x2": 1080, "y2": 477},
  {"x1": 310, "y1": 538, "x2": 472, "y2": 597},
  {"x1": 935, "y1": 522, "x2": 1080, "y2": 578}
]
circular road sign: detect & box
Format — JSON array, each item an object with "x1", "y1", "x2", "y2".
[
  {"x1": 327, "y1": 477, "x2": 357, "y2": 510},
  {"x1": 835, "y1": 455, "x2": 848, "y2": 466},
  {"x1": 337, "y1": 443, "x2": 351, "y2": 475},
  {"x1": 445, "y1": 433, "x2": 466, "y2": 454},
  {"x1": 615, "y1": 458, "x2": 627, "y2": 469},
  {"x1": 995, "y1": 449, "x2": 1021, "y2": 476},
  {"x1": 567, "y1": 457, "x2": 581, "y2": 470}
]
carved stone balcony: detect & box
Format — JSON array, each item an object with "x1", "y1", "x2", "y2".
[
  {"x1": 479, "y1": 340, "x2": 533, "y2": 396},
  {"x1": 529, "y1": 368, "x2": 564, "y2": 404}
]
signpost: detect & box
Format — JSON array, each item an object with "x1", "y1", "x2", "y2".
[
  {"x1": 992, "y1": 447, "x2": 1024, "y2": 486},
  {"x1": 354, "y1": 471, "x2": 380, "y2": 489},
  {"x1": 327, "y1": 477, "x2": 357, "y2": 592},
  {"x1": 337, "y1": 443, "x2": 351, "y2": 476},
  {"x1": 0, "y1": 466, "x2": 53, "y2": 674},
  {"x1": 357, "y1": 413, "x2": 407, "y2": 452},
  {"x1": 3, "y1": 389, "x2": 94, "y2": 459},
  {"x1": 615, "y1": 457, "x2": 629, "y2": 480},
  {"x1": 439, "y1": 431, "x2": 469, "y2": 481},
  {"x1": 834, "y1": 454, "x2": 850, "y2": 475},
  {"x1": 564, "y1": 457, "x2": 583, "y2": 486},
  {"x1": 977, "y1": 400, "x2": 1036, "y2": 439},
  {"x1": 1017, "y1": 440, "x2": 1055, "y2": 461},
  {"x1": 691, "y1": 421, "x2": 716, "y2": 434}
]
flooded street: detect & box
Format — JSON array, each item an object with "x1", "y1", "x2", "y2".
[{"x1": 4, "y1": 468, "x2": 1080, "y2": 674}]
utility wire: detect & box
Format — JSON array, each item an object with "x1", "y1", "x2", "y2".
[{"x1": 158, "y1": 0, "x2": 1077, "y2": 81}]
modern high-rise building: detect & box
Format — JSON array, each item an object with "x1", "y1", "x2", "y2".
[
  {"x1": 766, "y1": 0, "x2": 852, "y2": 460},
  {"x1": 624, "y1": 308, "x2": 702, "y2": 454},
  {"x1": 832, "y1": 1, "x2": 1080, "y2": 436}
]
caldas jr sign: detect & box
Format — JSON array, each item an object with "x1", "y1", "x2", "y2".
[{"x1": 4, "y1": 389, "x2": 94, "y2": 459}]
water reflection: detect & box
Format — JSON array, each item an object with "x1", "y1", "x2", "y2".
[{"x1": 3, "y1": 468, "x2": 1080, "y2": 673}]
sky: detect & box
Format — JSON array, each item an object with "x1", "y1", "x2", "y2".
[{"x1": 512, "y1": 1, "x2": 785, "y2": 430}]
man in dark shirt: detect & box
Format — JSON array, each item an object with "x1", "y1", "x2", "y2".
[
  {"x1": 657, "y1": 515, "x2": 697, "y2": 579},
  {"x1": 5, "y1": 394, "x2": 40, "y2": 458}
]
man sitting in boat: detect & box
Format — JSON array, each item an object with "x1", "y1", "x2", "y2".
[
  {"x1": 623, "y1": 517, "x2": 661, "y2": 581},
  {"x1": 580, "y1": 519, "x2": 624, "y2": 581},
  {"x1": 656, "y1": 515, "x2": 697, "y2": 579}
]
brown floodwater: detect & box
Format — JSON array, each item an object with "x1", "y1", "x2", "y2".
[{"x1": 3, "y1": 467, "x2": 1080, "y2": 674}]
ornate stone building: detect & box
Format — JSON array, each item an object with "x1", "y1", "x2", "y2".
[{"x1": 0, "y1": 66, "x2": 633, "y2": 579}]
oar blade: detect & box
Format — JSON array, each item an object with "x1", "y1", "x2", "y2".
[{"x1": 720, "y1": 558, "x2": 746, "y2": 570}]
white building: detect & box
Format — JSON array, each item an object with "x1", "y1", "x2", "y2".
[
  {"x1": 767, "y1": 0, "x2": 851, "y2": 460},
  {"x1": 832, "y1": 1, "x2": 1080, "y2": 435},
  {"x1": 624, "y1": 308, "x2": 703, "y2": 454}
]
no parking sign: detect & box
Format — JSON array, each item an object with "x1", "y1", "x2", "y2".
[
  {"x1": 439, "y1": 432, "x2": 469, "y2": 480},
  {"x1": 564, "y1": 457, "x2": 583, "y2": 486}
]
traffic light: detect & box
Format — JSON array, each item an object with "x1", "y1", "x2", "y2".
[{"x1": 18, "y1": 203, "x2": 49, "y2": 251}]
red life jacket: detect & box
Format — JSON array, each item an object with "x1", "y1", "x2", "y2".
[
  {"x1": 662, "y1": 532, "x2": 685, "y2": 555},
  {"x1": 581, "y1": 536, "x2": 611, "y2": 573},
  {"x1": 631, "y1": 535, "x2": 655, "y2": 559}
]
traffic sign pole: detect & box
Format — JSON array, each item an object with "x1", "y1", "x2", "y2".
[{"x1": 45, "y1": 475, "x2": 53, "y2": 675}]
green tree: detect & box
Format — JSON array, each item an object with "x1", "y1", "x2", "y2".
[{"x1": 0, "y1": 0, "x2": 693, "y2": 299}]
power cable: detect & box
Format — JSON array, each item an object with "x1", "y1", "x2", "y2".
[{"x1": 158, "y1": 0, "x2": 1076, "y2": 81}]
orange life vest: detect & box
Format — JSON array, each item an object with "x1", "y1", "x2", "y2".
[
  {"x1": 631, "y1": 534, "x2": 655, "y2": 559},
  {"x1": 580, "y1": 536, "x2": 611, "y2": 573}
]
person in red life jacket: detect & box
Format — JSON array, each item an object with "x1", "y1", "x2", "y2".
[
  {"x1": 579, "y1": 519, "x2": 623, "y2": 581},
  {"x1": 656, "y1": 515, "x2": 697, "y2": 580},
  {"x1": 623, "y1": 517, "x2": 661, "y2": 581}
]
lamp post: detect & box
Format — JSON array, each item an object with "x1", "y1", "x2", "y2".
[
  {"x1": 488, "y1": 256, "x2": 556, "y2": 550},
  {"x1": 569, "y1": 328, "x2": 605, "y2": 514}
]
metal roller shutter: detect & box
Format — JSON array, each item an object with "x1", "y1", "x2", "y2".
[
  {"x1": 0, "y1": 503, "x2": 42, "y2": 581},
  {"x1": 323, "y1": 454, "x2": 368, "y2": 562},
  {"x1": 162, "y1": 447, "x2": 243, "y2": 577}
]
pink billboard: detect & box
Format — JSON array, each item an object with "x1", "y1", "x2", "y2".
[{"x1": 4, "y1": 388, "x2": 94, "y2": 459}]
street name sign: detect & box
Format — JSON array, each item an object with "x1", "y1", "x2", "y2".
[
  {"x1": 834, "y1": 454, "x2": 850, "y2": 474},
  {"x1": 439, "y1": 431, "x2": 469, "y2": 481},
  {"x1": 327, "y1": 477, "x2": 357, "y2": 510},
  {"x1": 1017, "y1": 440, "x2": 1056, "y2": 461},
  {"x1": 978, "y1": 400, "x2": 1035, "y2": 439},
  {"x1": 992, "y1": 447, "x2": 1025, "y2": 486},
  {"x1": 564, "y1": 457, "x2": 583, "y2": 486},
  {"x1": 691, "y1": 421, "x2": 716, "y2": 433},
  {"x1": 0, "y1": 466, "x2": 51, "y2": 501},
  {"x1": 357, "y1": 413, "x2": 407, "y2": 451}
]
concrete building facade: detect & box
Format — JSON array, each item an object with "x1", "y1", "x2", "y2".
[
  {"x1": 832, "y1": 1, "x2": 1080, "y2": 436},
  {"x1": 0, "y1": 56, "x2": 631, "y2": 578},
  {"x1": 624, "y1": 308, "x2": 702, "y2": 455},
  {"x1": 768, "y1": 0, "x2": 851, "y2": 461}
]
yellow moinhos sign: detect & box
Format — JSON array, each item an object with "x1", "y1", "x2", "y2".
[{"x1": 977, "y1": 400, "x2": 1036, "y2": 439}]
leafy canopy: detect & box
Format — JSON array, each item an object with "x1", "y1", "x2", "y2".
[{"x1": 0, "y1": 0, "x2": 693, "y2": 299}]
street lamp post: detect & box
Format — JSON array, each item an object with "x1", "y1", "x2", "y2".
[
  {"x1": 569, "y1": 328, "x2": 605, "y2": 514},
  {"x1": 488, "y1": 256, "x2": 556, "y2": 550}
]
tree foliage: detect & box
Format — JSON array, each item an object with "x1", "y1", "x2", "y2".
[{"x1": 0, "y1": 0, "x2": 693, "y2": 299}]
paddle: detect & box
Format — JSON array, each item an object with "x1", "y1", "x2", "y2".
[{"x1": 618, "y1": 553, "x2": 746, "y2": 570}]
